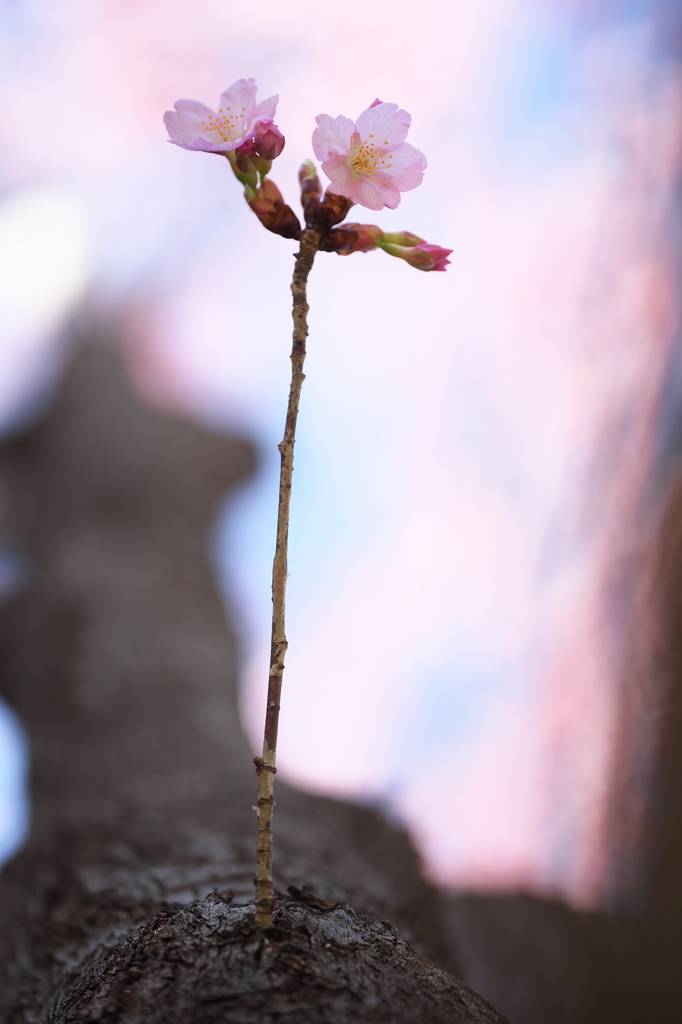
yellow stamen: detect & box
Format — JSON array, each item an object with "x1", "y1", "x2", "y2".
[
  {"x1": 349, "y1": 134, "x2": 390, "y2": 180},
  {"x1": 201, "y1": 106, "x2": 247, "y2": 144}
]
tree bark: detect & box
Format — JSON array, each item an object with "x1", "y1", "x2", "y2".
[{"x1": 0, "y1": 330, "x2": 508, "y2": 1023}]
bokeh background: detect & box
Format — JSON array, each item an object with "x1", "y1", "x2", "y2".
[{"x1": 1, "y1": 0, "x2": 681, "y2": 911}]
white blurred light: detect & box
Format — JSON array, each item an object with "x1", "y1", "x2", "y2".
[{"x1": 0, "y1": 185, "x2": 89, "y2": 427}]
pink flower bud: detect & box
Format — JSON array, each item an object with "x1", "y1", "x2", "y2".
[
  {"x1": 408, "y1": 243, "x2": 452, "y2": 271},
  {"x1": 379, "y1": 240, "x2": 453, "y2": 272},
  {"x1": 253, "y1": 120, "x2": 285, "y2": 160}
]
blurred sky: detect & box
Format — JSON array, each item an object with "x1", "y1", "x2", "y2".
[{"x1": 0, "y1": 0, "x2": 681, "y2": 907}]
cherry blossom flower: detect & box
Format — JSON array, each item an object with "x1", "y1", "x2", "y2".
[
  {"x1": 312, "y1": 99, "x2": 427, "y2": 211},
  {"x1": 164, "y1": 78, "x2": 279, "y2": 154}
]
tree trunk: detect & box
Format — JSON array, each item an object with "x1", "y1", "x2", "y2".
[
  {"x1": 438, "y1": 467, "x2": 682, "y2": 1024},
  {"x1": 0, "y1": 330, "x2": 508, "y2": 1023}
]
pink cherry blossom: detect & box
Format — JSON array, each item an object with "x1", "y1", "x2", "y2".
[
  {"x1": 164, "y1": 78, "x2": 279, "y2": 154},
  {"x1": 312, "y1": 100, "x2": 427, "y2": 211}
]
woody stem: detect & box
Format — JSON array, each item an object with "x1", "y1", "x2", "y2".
[{"x1": 254, "y1": 226, "x2": 321, "y2": 928}]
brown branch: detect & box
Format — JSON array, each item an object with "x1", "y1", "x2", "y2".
[{"x1": 255, "y1": 226, "x2": 321, "y2": 927}]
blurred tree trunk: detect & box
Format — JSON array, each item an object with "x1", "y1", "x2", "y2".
[
  {"x1": 440, "y1": 466, "x2": 682, "y2": 1023},
  {"x1": 0, "y1": 333, "x2": 507, "y2": 1023}
]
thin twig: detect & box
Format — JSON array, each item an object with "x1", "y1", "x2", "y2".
[{"x1": 255, "y1": 226, "x2": 321, "y2": 928}]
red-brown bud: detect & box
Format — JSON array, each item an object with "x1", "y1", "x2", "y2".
[
  {"x1": 335, "y1": 222, "x2": 384, "y2": 254},
  {"x1": 298, "y1": 160, "x2": 322, "y2": 227},
  {"x1": 247, "y1": 179, "x2": 302, "y2": 240},
  {"x1": 315, "y1": 190, "x2": 355, "y2": 233}
]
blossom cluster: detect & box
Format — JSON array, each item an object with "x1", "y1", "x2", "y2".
[{"x1": 164, "y1": 80, "x2": 450, "y2": 271}]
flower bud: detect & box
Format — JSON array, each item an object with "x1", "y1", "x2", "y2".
[
  {"x1": 299, "y1": 159, "x2": 322, "y2": 226},
  {"x1": 230, "y1": 140, "x2": 260, "y2": 191},
  {"x1": 247, "y1": 178, "x2": 302, "y2": 240},
  {"x1": 379, "y1": 240, "x2": 452, "y2": 272},
  {"x1": 381, "y1": 231, "x2": 425, "y2": 248},
  {"x1": 315, "y1": 190, "x2": 355, "y2": 233},
  {"x1": 408, "y1": 243, "x2": 453, "y2": 271},
  {"x1": 317, "y1": 227, "x2": 357, "y2": 253},
  {"x1": 253, "y1": 120, "x2": 285, "y2": 161},
  {"x1": 334, "y1": 222, "x2": 384, "y2": 255}
]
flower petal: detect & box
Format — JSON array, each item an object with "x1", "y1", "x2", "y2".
[
  {"x1": 218, "y1": 78, "x2": 258, "y2": 118},
  {"x1": 321, "y1": 155, "x2": 400, "y2": 210},
  {"x1": 355, "y1": 101, "x2": 411, "y2": 150},
  {"x1": 353, "y1": 175, "x2": 401, "y2": 211},
  {"x1": 164, "y1": 100, "x2": 244, "y2": 152},
  {"x1": 320, "y1": 154, "x2": 359, "y2": 199},
  {"x1": 164, "y1": 99, "x2": 217, "y2": 145},
  {"x1": 313, "y1": 114, "x2": 355, "y2": 160},
  {"x1": 189, "y1": 136, "x2": 236, "y2": 152},
  {"x1": 382, "y1": 142, "x2": 427, "y2": 192},
  {"x1": 251, "y1": 93, "x2": 279, "y2": 126}
]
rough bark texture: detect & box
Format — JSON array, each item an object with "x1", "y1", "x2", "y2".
[
  {"x1": 19, "y1": 893, "x2": 503, "y2": 1024},
  {"x1": 0, "y1": 333, "x2": 508, "y2": 1023}
]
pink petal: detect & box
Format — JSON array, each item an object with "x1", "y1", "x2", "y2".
[
  {"x1": 164, "y1": 99, "x2": 215, "y2": 143},
  {"x1": 164, "y1": 101, "x2": 240, "y2": 152},
  {"x1": 353, "y1": 175, "x2": 401, "y2": 211},
  {"x1": 321, "y1": 154, "x2": 402, "y2": 211},
  {"x1": 251, "y1": 94, "x2": 279, "y2": 126},
  {"x1": 218, "y1": 78, "x2": 258, "y2": 118},
  {"x1": 355, "y1": 102, "x2": 411, "y2": 150},
  {"x1": 320, "y1": 154, "x2": 359, "y2": 199},
  {"x1": 321, "y1": 154, "x2": 399, "y2": 211},
  {"x1": 382, "y1": 142, "x2": 427, "y2": 193},
  {"x1": 312, "y1": 114, "x2": 355, "y2": 161}
]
